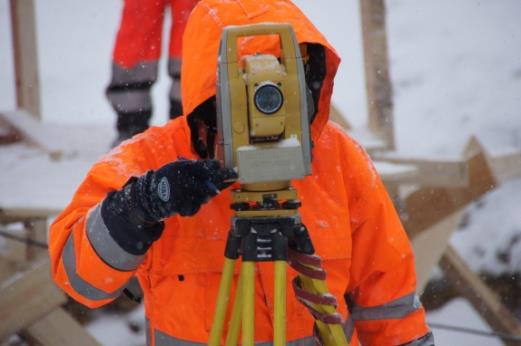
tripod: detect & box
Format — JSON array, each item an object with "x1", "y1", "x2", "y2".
[{"x1": 208, "y1": 186, "x2": 349, "y2": 346}]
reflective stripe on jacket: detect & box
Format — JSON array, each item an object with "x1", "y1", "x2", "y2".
[{"x1": 49, "y1": 0, "x2": 430, "y2": 345}]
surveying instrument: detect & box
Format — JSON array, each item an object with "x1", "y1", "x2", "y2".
[{"x1": 208, "y1": 23, "x2": 349, "y2": 346}]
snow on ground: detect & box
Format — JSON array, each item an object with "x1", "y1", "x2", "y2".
[
  {"x1": 1, "y1": 0, "x2": 521, "y2": 345},
  {"x1": 451, "y1": 180, "x2": 521, "y2": 275},
  {"x1": 428, "y1": 298, "x2": 504, "y2": 346},
  {"x1": 86, "y1": 305, "x2": 147, "y2": 346}
]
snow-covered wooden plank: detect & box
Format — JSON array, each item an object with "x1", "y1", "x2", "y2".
[
  {"x1": 403, "y1": 137, "x2": 497, "y2": 238},
  {"x1": 374, "y1": 161, "x2": 418, "y2": 184},
  {"x1": 488, "y1": 151, "x2": 521, "y2": 184},
  {"x1": 373, "y1": 155, "x2": 468, "y2": 187},
  {"x1": 25, "y1": 308, "x2": 101, "y2": 346},
  {"x1": 0, "y1": 142, "x2": 100, "y2": 215},
  {"x1": 0, "y1": 110, "x2": 64, "y2": 160},
  {"x1": 0, "y1": 259, "x2": 66, "y2": 340},
  {"x1": 0, "y1": 207, "x2": 60, "y2": 222},
  {"x1": 375, "y1": 142, "x2": 521, "y2": 187},
  {"x1": 440, "y1": 246, "x2": 521, "y2": 346}
]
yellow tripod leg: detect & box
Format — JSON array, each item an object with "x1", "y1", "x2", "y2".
[
  {"x1": 300, "y1": 275, "x2": 349, "y2": 346},
  {"x1": 225, "y1": 274, "x2": 243, "y2": 346},
  {"x1": 241, "y1": 262, "x2": 255, "y2": 346},
  {"x1": 209, "y1": 258, "x2": 236, "y2": 346},
  {"x1": 273, "y1": 261, "x2": 286, "y2": 346}
]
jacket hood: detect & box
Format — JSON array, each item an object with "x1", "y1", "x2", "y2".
[{"x1": 181, "y1": 0, "x2": 341, "y2": 141}]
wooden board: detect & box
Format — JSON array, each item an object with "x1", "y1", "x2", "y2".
[
  {"x1": 0, "y1": 116, "x2": 21, "y2": 145},
  {"x1": 360, "y1": 0, "x2": 394, "y2": 149},
  {"x1": 488, "y1": 151, "x2": 521, "y2": 184},
  {"x1": 0, "y1": 111, "x2": 64, "y2": 160},
  {"x1": 10, "y1": 0, "x2": 41, "y2": 118},
  {"x1": 0, "y1": 259, "x2": 66, "y2": 340},
  {"x1": 25, "y1": 308, "x2": 101, "y2": 346},
  {"x1": 441, "y1": 246, "x2": 521, "y2": 346},
  {"x1": 412, "y1": 211, "x2": 464, "y2": 291},
  {"x1": 0, "y1": 207, "x2": 60, "y2": 222},
  {"x1": 373, "y1": 155, "x2": 468, "y2": 187},
  {"x1": 0, "y1": 255, "x2": 22, "y2": 283},
  {"x1": 403, "y1": 137, "x2": 497, "y2": 238}
]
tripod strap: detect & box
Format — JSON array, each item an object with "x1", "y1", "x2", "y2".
[
  {"x1": 289, "y1": 250, "x2": 349, "y2": 346},
  {"x1": 292, "y1": 277, "x2": 338, "y2": 308}
]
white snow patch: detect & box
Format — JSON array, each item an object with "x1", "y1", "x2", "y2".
[
  {"x1": 86, "y1": 305, "x2": 146, "y2": 346},
  {"x1": 427, "y1": 298, "x2": 503, "y2": 346},
  {"x1": 451, "y1": 180, "x2": 521, "y2": 275}
]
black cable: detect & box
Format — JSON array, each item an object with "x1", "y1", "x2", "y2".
[
  {"x1": 429, "y1": 322, "x2": 521, "y2": 343},
  {"x1": 0, "y1": 229, "x2": 48, "y2": 249}
]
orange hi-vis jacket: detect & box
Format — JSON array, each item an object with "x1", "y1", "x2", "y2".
[{"x1": 49, "y1": 1, "x2": 431, "y2": 345}]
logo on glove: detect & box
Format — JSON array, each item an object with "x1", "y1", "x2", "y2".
[{"x1": 157, "y1": 177, "x2": 170, "y2": 202}]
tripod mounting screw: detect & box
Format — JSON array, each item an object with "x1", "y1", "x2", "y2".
[
  {"x1": 282, "y1": 199, "x2": 301, "y2": 209},
  {"x1": 231, "y1": 202, "x2": 250, "y2": 211}
]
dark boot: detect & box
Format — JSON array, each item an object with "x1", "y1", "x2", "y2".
[{"x1": 112, "y1": 112, "x2": 150, "y2": 148}]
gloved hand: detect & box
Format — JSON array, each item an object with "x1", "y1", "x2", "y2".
[
  {"x1": 137, "y1": 159, "x2": 237, "y2": 220},
  {"x1": 100, "y1": 159, "x2": 236, "y2": 255}
]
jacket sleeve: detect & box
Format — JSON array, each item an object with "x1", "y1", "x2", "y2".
[
  {"x1": 48, "y1": 130, "x2": 171, "y2": 308},
  {"x1": 339, "y1": 134, "x2": 432, "y2": 346}
]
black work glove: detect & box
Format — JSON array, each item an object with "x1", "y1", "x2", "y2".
[
  {"x1": 137, "y1": 159, "x2": 237, "y2": 219},
  {"x1": 100, "y1": 159, "x2": 236, "y2": 255}
]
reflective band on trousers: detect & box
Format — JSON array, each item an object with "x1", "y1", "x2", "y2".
[
  {"x1": 108, "y1": 89, "x2": 153, "y2": 114},
  {"x1": 168, "y1": 58, "x2": 182, "y2": 78},
  {"x1": 351, "y1": 293, "x2": 421, "y2": 321},
  {"x1": 149, "y1": 316, "x2": 355, "y2": 346},
  {"x1": 62, "y1": 232, "x2": 125, "y2": 300},
  {"x1": 86, "y1": 204, "x2": 144, "y2": 271},
  {"x1": 110, "y1": 61, "x2": 158, "y2": 85},
  {"x1": 154, "y1": 330, "x2": 315, "y2": 346}
]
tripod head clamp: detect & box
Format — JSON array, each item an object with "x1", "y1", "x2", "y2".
[{"x1": 224, "y1": 216, "x2": 314, "y2": 262}]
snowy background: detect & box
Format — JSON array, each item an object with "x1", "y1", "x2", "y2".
[{"x1": 1, "y1": 0, "x2": 521, "y2": 345}]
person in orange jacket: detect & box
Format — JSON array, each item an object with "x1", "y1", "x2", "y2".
[
  {"x1": 107, "y1": 0, "x2": 199, "y2": 146},
  {"x1": 50, "y1": 0, "x2": 434, "y2": 345}
]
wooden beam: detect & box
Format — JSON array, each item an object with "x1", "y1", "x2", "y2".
[
  {"x1": 0, "y1": 259, "x2": 66, "y2": 340},
  {"x1": 412, "y1": 211, "x2": 464, "y2": 291},
  {"x1": 10, "y1": 0, "x2": 41, "y2": 118},
  {"x1": 488, "y1": 151, "x2": 521, "y2": 184},
  {"x1": 0, "y1": 255, "x2": 22, "y2": 283},
  {"x1": 373, "y1": 156, "x2": 468, "y2": 187},
  {"x1": 0, "y1": 205, "x2": 61, "y2": 222},
  {"x1": 403, "y1": 137, "x2": 497, "y2": 238},
  {"x1": 374, "y1": 161, "x2": 418, "y2": 185},
  {"x1": 374, "y1": 149, "x2": 521, "y2": 187},
  {"x1": 0, "y1": 111, "x2": 65, "y2": 160},
  {"x1": 360, "y1": 0, "x2": 394, "y2": 149},
  {"x1": 25, "y1": 308, "x2": 101, "y2": 346},
  {"x1": 23, "y1": 218, "x2": 48, "y2": 261},
  {"x1": 440, "y1": 246, "x2": 521, "y2": 346}
]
